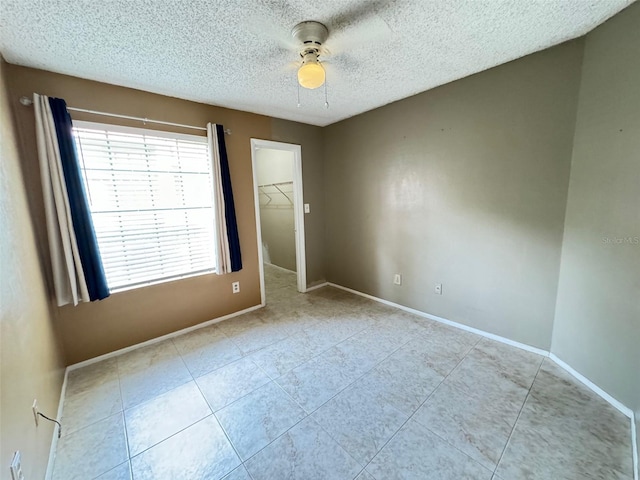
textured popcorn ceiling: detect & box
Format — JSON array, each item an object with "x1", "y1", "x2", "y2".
[{"x1": 0, "y1": 0, "x2": 634, "y2": 126}]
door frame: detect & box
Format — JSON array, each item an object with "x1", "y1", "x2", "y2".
[{"x1": 250, "y1": 138, "x2": 307, "y2": 304}]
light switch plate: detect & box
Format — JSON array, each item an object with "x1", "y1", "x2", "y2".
[
  {"x1": 304, "y1": 203, "x2": 310, "y2": 213},
  {"x1": 10, "y1": 451, "x2": 25, "y2": 480}
]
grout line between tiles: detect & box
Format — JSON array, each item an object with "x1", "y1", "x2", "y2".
[
  {"x1": 120, "y1": 341, "x2": 202, "y2": 467},
  {"x1": 492, "y1": 359, "x2": 544, "y2": 475},
  {"x1": 57, "y1": 393, "x2": 123, "y2": 438},
  {"x1": 119, "y1": 311, "x2": 398, "y2": 475},
  {"x1": 128, "y1": 413, "x2": 218, "y2": 460},
  {"x1": 197, "y1": 359, "x2": 273, "y2": 414},
  {"x1": 115, "y1": 358, "x2": 132, "y2": 466},
  {"x1": 221, "y1": 317, "x2": 418, "y2": 475},
  {"x1": 233, "y1": 398, "x2": 366, "y2": 480},
  {"x1": 357, "y1": 335, "x2": 485, "y2": 477},
  {"x1": 326, "y1": 282, "x2": 634, "y2": 423},
  {"x1": 126, "y1": 406, "x2": 211, "y2": 460},
  {"x1": 190, "y1": 376, "x2": 246, "y2": 472},
  {"x1": 291, "y1": 341, "x2": 411, "y2": 469},
  {"x1": 51, "y1": 276, "x2": 444, "y2": 478},
  {"x1": 228, "y1": 282, "x2": 489, "y2": 475},
  {"x1": 122, "y1": 348, "x2": 245, "y2": 468},
  {"x1": 58, "y1": 271, "x2": 633, "y2": 480},
  {"x1": 90, "y1": 460, "x2": 129, "y2": 480},
  {"x1": 230, "y1": 397, "x2": 310, "y2": 467}
]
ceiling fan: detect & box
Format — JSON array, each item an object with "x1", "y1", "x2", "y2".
[
  {"x1": 250, "y1": 1, "x2": 395, "y2": 93},
  {"x1": 292, "y1": 21, "x2": 330, "y2": 90}
]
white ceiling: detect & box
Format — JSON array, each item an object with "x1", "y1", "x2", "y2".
[{"x1": 0, "y1": 0, "x2": 634, "y2": 126}]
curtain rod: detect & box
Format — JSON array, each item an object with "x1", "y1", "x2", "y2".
[{"x1": 19, "y1": 96, "x2": 231, "y2": 135}]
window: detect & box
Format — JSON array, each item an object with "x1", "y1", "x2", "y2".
[{"x1": 73, "y1": 121, "x2": 216, "y2": 291}]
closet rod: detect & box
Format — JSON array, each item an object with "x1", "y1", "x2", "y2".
[
  {"x1": 19, "y1": 96, "x2": 231, "y2": 135},
  {"x1": 258, "y1": 181, "x2": 293, "y2": 188}
]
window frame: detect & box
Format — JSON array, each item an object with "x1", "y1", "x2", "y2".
[{"x1": 73, "y1": 120, "x2": 217, "y2": 293}]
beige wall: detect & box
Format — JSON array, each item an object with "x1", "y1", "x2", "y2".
[
  {"x1": 256, "y1": 148, "x2": 296, "y2": 271},
  {"x1": 323, "y1": 40, "x2": 584, "y2": 350},
  {"x1": 270, "y1": 119, "x2": 326, "y2": 286},
  {"x1": 256, "y1": 148, "x2": 294, "y2": 185},
  {"x1": 1, "y1": 60, "x2": 66, "y2": 480},
  {"x1": 259, "y1": 208, "x2": 296, "y2": 271},
  {"x1": 551, "y1": 2, "x2": 640, "y2": 422},
  {"x1": 4, "y1": 65, "x2": 326, "y2": 364}
]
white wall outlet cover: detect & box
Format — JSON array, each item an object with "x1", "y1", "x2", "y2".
[
  {"x1": 304, "y1": 203, "x2": 310, "y2": 213},
  {"x1": 10, "y1": 451, "x2": 25, "y2": 480},
  {"x1": 232, "y1": 281, "x2": 240, "y2": 293},
  {"x1": 32, "y1": 399, "x2": 38, "y2": 426},
  {"x1": 435, "y1": 284, "x2": 443, "y2": 295},
  {"x1": 393, "y1": 274, "x2": 402, "y2": 285}
]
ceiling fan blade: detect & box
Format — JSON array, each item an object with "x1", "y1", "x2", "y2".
[
  {"x1": 245, "y1": 13, "x2": 300, "y2": 51},
  {"x1": 285, "y1": 59, "x2": 301, "y2": 71},
  {"x1": 320, "y1": 60, "x2": 339, "y2": 78},
  {"x1": 245, "y1": 0, "x2": 319, "y2": 52},
  {"x1": 256, "y1": 0, "x2": 301, "y2": 20},
  {"x1": 324, "y1": 0, "x2": 397, "y2": 33},
  {"x1": 325, "y1": 14, "x2": 393, "y2": 57},
  {"x1": 325, "y1": 52, "x2": 361, "y2": 69}
]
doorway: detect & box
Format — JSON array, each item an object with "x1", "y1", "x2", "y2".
[{"x1": 250, "y1": 139, "x2": 306, "y2": 305}]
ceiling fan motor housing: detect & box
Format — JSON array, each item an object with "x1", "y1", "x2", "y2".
[{"x1": 292, "y1": 21, "x2": 329, "y2": 54}]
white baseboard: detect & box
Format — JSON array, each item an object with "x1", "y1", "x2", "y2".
[
  {"x1": 327, "y1": 282, "x2": 548, "y2": 357},
  {"x1": 54, "y1": 279, "x2": 637, "y2": 480},
  {"x1": 551, "y1": 351, "x2": 636, "y2": 480},
  {"x1": 45, "y1": 367, "x2": 68, "y2": 480},
  {"x1": 305, "y1": 282, "x2": 329, "y2": 292},
  {"x1": 632, "y1": 411, "x2": 638, "y2": 480},
  {"x1": 47, "y1": 303, "x2": 264, "y2": 476},
  {"x1": 548, "y1": 353, "x2": 632, "y2": 418},
  {"x1": 326, "y1": 282, "x2": 635, "y2": 425},
  {"x1": 67, "y1": 304, "x2": 263, "y2": 371},
  {"x1": 264, "y1": 262, "x2": 296, "y2": 274}
]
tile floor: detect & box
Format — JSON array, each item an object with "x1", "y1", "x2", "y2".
[{"x1": 52, "y1": 264, "x2": 634, "y2": 480}]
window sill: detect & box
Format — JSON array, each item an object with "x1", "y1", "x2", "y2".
[{"x1": 109, "y1": 269, "x2": 217, "y2": 294}]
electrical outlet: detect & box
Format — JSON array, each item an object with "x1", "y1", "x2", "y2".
[
  {"x1": 32, "y1": 399, "x2": 38, "y2": 427},
  {"x1": 232, "y1": 281, "x2": 240, "y2": 294},
  {"x1": 393, "y1": 274, "x2": 402, "y2": 285},
  {"x1": 435, "y1": 284, "x2": 442, "y2": 295},
  {"x1": 10, "y1": 451, "x2": 25, "y2": 480}
]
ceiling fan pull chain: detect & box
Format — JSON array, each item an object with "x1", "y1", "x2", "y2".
[{"x1": 324, "y1": 77, "x2": 329, "y2": 109}]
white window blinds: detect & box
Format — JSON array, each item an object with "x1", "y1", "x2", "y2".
[{"x1": 73, "y1": 121, "x2": 216, "y2": 291}]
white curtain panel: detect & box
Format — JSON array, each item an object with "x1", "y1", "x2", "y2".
[
  {"x1": 207, "y1": 123, "x2": 233, "y2": 274},
  {"x1": 34, "y1": 93, "x2": 90, "y2": 306}
]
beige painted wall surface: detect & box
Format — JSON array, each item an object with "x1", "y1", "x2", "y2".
[
  {"x1": 270, "y1": 119, "x2": 326, "y2": 286},
  {"x1": 256, "y1": 148, "x2": 295, "y2": 185},
  {"x1": 324, "y1": 40, "x2": 584, "y2": 350},
  {"x1": 256, "y1": 148, "x2": 296, "y2": 271},
  {"x1": 1, "y1": 60, "x2": 66, "y2": 479},
  {"x1": 551, "y1": 2, "x2": 640, "y2": 416},
  {"x1": 5, "y1": 64, "x2": 270, "y2": 364}
]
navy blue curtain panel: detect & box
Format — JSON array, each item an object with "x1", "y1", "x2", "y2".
[
  {"x1": 48, "y1": 97, "x2": 110, "y2": 301},
  {"x1": 215, "y1": 124, "x2": 242, "y2": 272}
]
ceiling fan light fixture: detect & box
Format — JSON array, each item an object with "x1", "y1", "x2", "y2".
[{"x1": 297, "y1": 51, "x2": 325, "y2": 89}]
